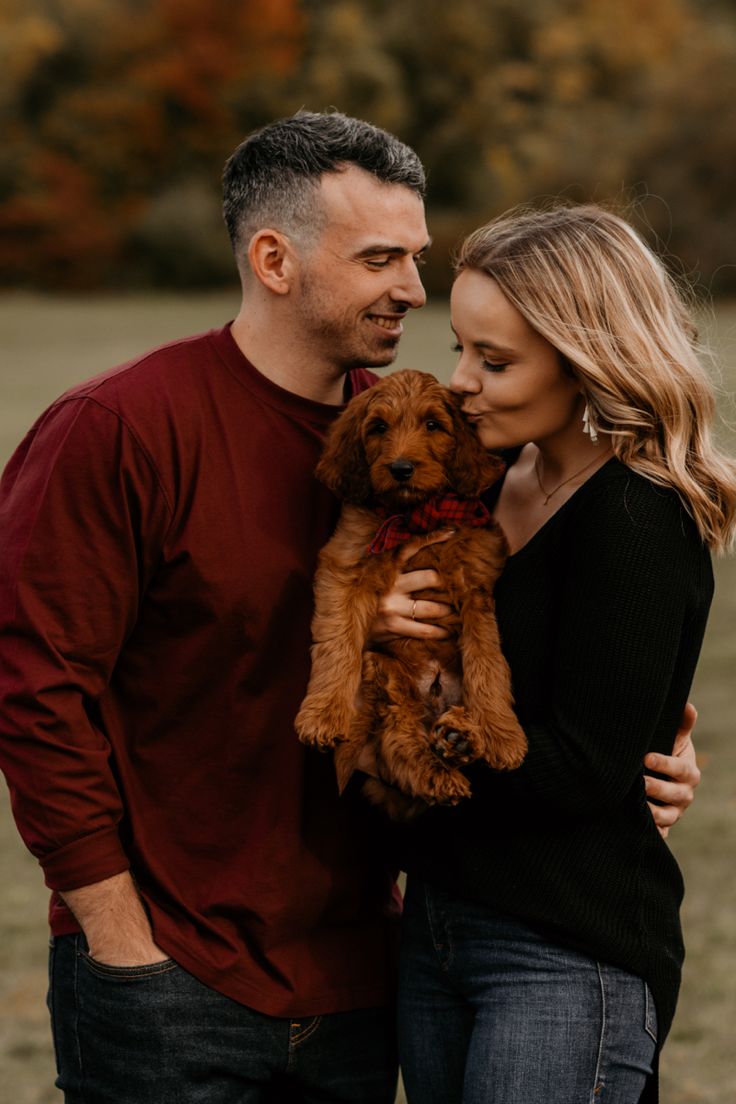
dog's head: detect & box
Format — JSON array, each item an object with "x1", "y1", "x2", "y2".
[{"x1": 316, "y1": 369, "x2": 504, "y2": 508}]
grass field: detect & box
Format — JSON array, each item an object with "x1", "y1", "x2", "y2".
[{"x1": 0, "y1": 292, "x2": 735, "y2": 1101}]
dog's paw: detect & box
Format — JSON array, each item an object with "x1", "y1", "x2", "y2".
[
  {"x1": 431, "y1": 725, "x2": 477, "y2": 766},
  {"x1": 418, "y1": 761, "x2": 472, "y2": 806},
  {"x1": 294, "y1": 706, "x2": 347, "y2": 751},
  {"x1": 481, "y1": 731, "x2": 528, "y2": 771},
  {"x1": 430, "y1": 707, "x2": 483, "y2": 766}
]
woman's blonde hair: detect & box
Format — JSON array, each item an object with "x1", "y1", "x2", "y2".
[{"x1": 456, "y1": 203, "x2": 736, "y2": 553}]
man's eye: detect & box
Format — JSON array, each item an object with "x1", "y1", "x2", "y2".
[
  {"x1": 366, "y1": 259, "x2": 390, "y2": 269},
  {"x1": 367, "y1": 420, "x2": 389, "y2": 435}
]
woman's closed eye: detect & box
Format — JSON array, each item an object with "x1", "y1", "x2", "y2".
[{"x1": 452, "y1": 343, "x2": 508, "y2": 373}]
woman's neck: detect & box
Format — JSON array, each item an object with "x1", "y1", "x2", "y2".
[{"x1": 531, "y1": 437, "x2": 612, "y2": 496}]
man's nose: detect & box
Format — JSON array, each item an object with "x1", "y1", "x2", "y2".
[{"x1": 391, "y1": 259, "x2": 427, "y2": 310}]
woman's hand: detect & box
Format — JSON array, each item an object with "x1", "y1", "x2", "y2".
[
  {"x1": 369, "y1": 533, "x2": 455, "y2": 645},
  {"x1": 644, "y1": 703, "x2": 701, "y2": 838}
]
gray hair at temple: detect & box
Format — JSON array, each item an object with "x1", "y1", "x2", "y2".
[{"x1": 222, "y1": 110, "x2": 426, "y2": 262}]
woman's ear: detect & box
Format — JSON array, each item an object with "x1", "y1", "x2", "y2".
[
  {"x1": 446, "y1": 398, "x2": 505, "y2": 497},
  {"x1": 247, "y1": 229, "x2": 296, "y2": 295},
  {"x1": 315, "y1": 390, "x2": 374, "y2": 503}
]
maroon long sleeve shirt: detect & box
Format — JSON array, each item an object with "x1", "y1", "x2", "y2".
[{"x1": 0, "y1": 324, "x2": 399, "y2": 1016}]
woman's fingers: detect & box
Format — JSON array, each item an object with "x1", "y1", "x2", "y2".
[
  {"x1": 370, "y1": 531, "x2": 456, "y2": 643},
  {"x1": 372, "y1": 587, "x2": 452, "y2": 643},
  {"x1": 410, "y1": 598, "x2": 453, "y2": 623},
  {"x1": 378, "y1": 614, "x2": 450, "y2": 641},
  {"x1": 391, "y1": 568, "x2": 445, "y2": 596},
  {"x1": 377, "y1": 584, "x2": 453, "y2": 637}
]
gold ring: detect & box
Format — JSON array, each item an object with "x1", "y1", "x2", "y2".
[{"x1": 411, "y1": 600, "x2": 418, "y2": 621}]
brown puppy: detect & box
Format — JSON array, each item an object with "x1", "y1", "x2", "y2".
[{"x1": 295, "y1": 370, "x2": 527, "y2": 819}]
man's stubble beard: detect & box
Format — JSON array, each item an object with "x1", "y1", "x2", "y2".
[{"x1": 296, "y1": 277, "x2": 400, "y2": 372}]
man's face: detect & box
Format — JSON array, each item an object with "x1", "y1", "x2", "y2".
[{"x1": 292, "y1": 166, "x2": 430, "y2": 372}]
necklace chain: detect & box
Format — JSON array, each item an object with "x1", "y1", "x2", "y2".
[{"x1": 534, "y1": 451, "x2": 610, "y2": 506}]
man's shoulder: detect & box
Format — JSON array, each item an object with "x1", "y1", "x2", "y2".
[
  {"x1": 57, "y1": 327, "x2": 225, "y2": 410},
  {"x1": 5, "y1": 326, "x2": 236, "y2": 477}
]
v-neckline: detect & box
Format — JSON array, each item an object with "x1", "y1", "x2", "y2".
[{"x1": 501, "y1": 455, "x2": 619, "y2": 560}]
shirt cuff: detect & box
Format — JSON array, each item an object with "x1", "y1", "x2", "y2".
[{"x1": 39, "y1": 826, "x2": 130, "y2": 891}]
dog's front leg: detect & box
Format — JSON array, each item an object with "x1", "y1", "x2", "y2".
[
  {"x1": 295, "y1": 554, "x2": 382, "y2": 752},
  {"x1": 451, "y1": 586, "x2": 527, "y2": 770}
]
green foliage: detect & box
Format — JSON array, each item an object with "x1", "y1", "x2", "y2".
[{"x1": 1, "y1": 0, "x2": 735, "y2": 290}]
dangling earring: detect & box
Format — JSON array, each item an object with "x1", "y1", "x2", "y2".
[{"x1": 582, "y1": 402, "x2": 599, "y2": 444}]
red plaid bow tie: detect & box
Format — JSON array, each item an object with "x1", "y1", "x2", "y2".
[{"x1": 368, "y1": 494, "x2": 492, "y2": 554}]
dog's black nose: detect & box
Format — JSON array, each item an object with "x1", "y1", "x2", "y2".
[{"x1": 389, "y1": 459, "x2": 415, "y2": 482}]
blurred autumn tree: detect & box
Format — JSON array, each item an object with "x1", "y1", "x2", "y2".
[
  {"x1": 0, "y1": 0, "x2": 304, "y2": 286},
  {"x1": 1, "y1": 0, "x2": 734, "y2": 291},
  {"x1": 295, "y1": 0, "x2": 736, "y2": 292}
]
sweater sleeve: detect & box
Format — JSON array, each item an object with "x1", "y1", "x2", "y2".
[
  {"x1": 485, "y1": 474, "x2": 710, "y2": 820},
  {"x1": 0, "y1": 397, "x2": 171, "y2": 889}
]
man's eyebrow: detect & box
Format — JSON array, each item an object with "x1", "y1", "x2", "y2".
[{"x1": 355, "y1": 238, "x2": 432, "y2": 258}]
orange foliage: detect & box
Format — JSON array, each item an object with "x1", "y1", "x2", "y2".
[
  {"x1": 2, "y1": 0, "x2": 735, "y2": 290},
  {"x1": 0, "y1": 152, "x2": 130, "y2": 287},
  {"x1": 1, "y1": 0, "x2": 306, "y2": 286}
]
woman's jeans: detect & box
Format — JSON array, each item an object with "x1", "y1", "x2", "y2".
[
  {"x1": 397, "y1": 878, "x2": 657, "y2": 1104},
  {"x1": 48, "y1": 933, "x2": 398, "y2": 1104}
]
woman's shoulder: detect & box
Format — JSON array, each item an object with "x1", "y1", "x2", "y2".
[{"x1": 572, "y1": 457, "x2": 704, "y2": 550}]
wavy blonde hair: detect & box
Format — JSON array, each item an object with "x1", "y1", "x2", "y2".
[{"x1": 456, "y1": 203, "x2": 736, "y2": 553}]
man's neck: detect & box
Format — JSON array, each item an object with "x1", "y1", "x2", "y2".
[{"x1": 230, "y1": 313, "x2": 348, "y2": 406}]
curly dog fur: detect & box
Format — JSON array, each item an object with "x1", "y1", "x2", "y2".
[{"x1": 295, "y1": 369, "x2": 527, "y2": 819}]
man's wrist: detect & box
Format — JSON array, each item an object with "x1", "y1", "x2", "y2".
[{"x1": 60, "y1": 871, "x2": 168, "y2": 966}]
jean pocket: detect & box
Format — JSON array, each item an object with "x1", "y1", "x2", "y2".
[
  {"x1": 79, "y1": 950, "x2": 179, "y2": 981},
  {"x1": 644, "y1": 981, "x2": 658, "y2": 1044},
  {"x1": 47, "y1": 937, "x2": 62, "y2": 1075}
]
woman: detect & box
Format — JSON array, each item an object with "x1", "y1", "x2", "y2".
[{"x1": 378, "y1": 205, "x2": 736, "y2": 1102}]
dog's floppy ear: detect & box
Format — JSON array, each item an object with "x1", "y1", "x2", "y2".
[
  {"x1": 315, "y1": 388, "x2": 374, "y2": 503},
  {"x1": 446, "y1": 396, "x2": 505, "y2": 497}
]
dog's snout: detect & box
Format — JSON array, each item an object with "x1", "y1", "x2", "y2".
[{"x1": 389, "y1": 459, "x2": 415, "y2": 482}]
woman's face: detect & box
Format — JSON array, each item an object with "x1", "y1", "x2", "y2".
[{"x1": 449, "y1": 268, "x2": 582, "y2": 451}]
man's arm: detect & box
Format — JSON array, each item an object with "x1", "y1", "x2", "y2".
[
  {"x1": 0, "y1": 398, "x2": 171, "y2": 946},
  {"x1": 60, "y1": 872, "x2": 168, "y2": 965}
]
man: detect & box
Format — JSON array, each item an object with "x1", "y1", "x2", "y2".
[{"x1": 0, "y1": 111, "x2": 697, "y2": 1103}]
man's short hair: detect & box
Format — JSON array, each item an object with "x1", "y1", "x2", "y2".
[{"x1": 222, "y1": 110, "x2": 426, "y2": 260}]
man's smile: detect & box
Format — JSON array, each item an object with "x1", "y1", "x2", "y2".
[{"x1": 367, "y1": 313, "x2": 404, "y2": 337}]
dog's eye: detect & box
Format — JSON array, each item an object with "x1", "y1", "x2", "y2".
[
  {"x1": 425, "y1": 420, "x2": 445, "y2": 433},
  {"x1": 367, "y1": 419, "x2": 389, "y2": 436}
]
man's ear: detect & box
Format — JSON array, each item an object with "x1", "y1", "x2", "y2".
[{"x1": 247, "y1": 229, "x2": 297, "y2": 295}]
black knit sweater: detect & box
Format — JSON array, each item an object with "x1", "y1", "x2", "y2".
[{"x1": 403, "y1": 456, "x2": 713, "y2": 1052}]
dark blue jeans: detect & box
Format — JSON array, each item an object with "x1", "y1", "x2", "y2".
[
  {"x1": 48, "y1": 934, "x2": 398, "y2": 1103},
  {"x1": 397, "y1": 878, "x2": 657, "y2": 1104}
]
